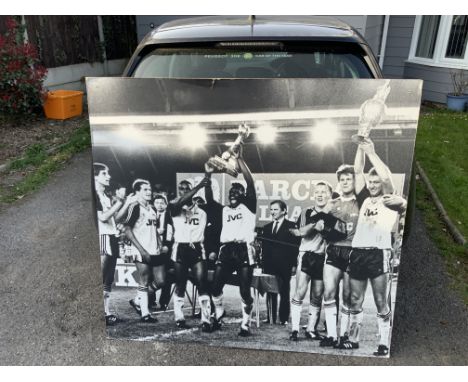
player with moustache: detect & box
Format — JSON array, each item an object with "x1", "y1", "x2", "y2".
[
  {"x1": 319, "y1": 149, "x2": 370, "y2": 348},
  {"x1": 346, "y1": 139, "x2": 406, "y2": 356},
  {"x1": 169, "y1": 176, "x2": 212, "y2": 331},
  {"x1": 288, "y1": 181, "x2": 335, "y2": 341},
  {"x1": 121, "y1": 179, "x2": 166, "y2": 323},
  {"x1": 210, "y1": 149, "x2": 257, "y2": 337},
  {"x1": 93, "y1": 163, "x2": 126, "y2": 326}
]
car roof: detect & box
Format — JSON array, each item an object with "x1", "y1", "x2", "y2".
[{"x1": 140, "y1": 15, "x2": 368, "y2": 45}]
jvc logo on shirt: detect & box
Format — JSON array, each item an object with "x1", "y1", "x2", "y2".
[
  {"x1": 146, "y1": 219, "x2": 158, "y2": 226},
  {"x1": 364, "y1": 208, "x2": 378, "y2": 217},
  {"x1": 184, "y1": 217, "x2": 200, "y2": 225},
  {"x1": 227, "y1": 213, "x2": 243, "y2": 222}
]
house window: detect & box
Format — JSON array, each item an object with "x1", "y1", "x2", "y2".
[
  {"x1": 445, "y1": 16, "x2": 468, "y2": 59},
  {"x1": 415, "y1": 16, "x2": 440, "y2": 59},
  {"x1": 409, "y1": 15, "x2": 468, "y2": 69}
]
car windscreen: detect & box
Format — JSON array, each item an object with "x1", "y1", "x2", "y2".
[{"x1": 132, "y1": 48, "x2": 374, "y2": 79}]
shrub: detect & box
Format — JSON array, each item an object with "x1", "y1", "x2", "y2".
[{"x1": 0, "y1": 17, "x2": 48, "y2": 115}]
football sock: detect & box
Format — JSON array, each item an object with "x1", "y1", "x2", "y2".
[
  {"x1": 291, "y1": 298, "x2": 303, "y2": 332},
  {"x1": 307, "y1": 304, "x2": 321, "y2": 333},
  {"x1": 323, "y1": 299, "x2": 338, "y2": 339},
  {"x1": 103, "y1": 290, "x2": 111, "y2": 316},
  {"x1": 174, "y1": 295, "x2": 185, "y2": 322},
  {"x1": 349, "y1": 309, "x2": 364, "y2": 343},
  {"x1": 212, "y1": 294, "x2": 224, "y2": 320},
  {"x1": 199, "y1": 294, "x2": 211, "y2": 324},
  {"x1": 340, "y1": 305, "x2": 351, "y2": 337},
  {"x1": 377, "y1": 310, "x2": 392, "y2": 347},
  {"x1": 137, "y1": 286, "x2": 149, "y2": 317},
  {"x1": 241, "y1": 299, "x2": 253, "y2": 330}
]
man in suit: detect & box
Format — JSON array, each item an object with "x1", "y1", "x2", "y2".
[
  {"x1": 261, "y1": 200, "x2": 300, "y2": 324},
  {"x1": 153, "y1": 194, "x2": 174, "y2": 311}
]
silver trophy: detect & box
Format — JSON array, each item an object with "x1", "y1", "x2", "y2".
[
  {"x1": 352, "y1": 80, "x2": 391, "y2": 144},
  {"x1": 208, "y1": 123, "x2": 250, "y2": 177}
]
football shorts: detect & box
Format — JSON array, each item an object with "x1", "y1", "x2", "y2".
[
  {"x1": 349, "y1": 248, "x2": 392, "y2": 280},
  {"x1": 298, "y1": 251, "x2": 325, "y2": 280},
  {"x1": 171, "y1": 242, "x2": 205, "y2": 267},
  {"x1": 99, "y1": 234, "x2": 119, "y2": 258},
  {"x1": 325, "y1": 245, "x2": 352, "y2": 273},
  {"x1": 217, "y1": 242, "x2": 254, "y2": 269}
]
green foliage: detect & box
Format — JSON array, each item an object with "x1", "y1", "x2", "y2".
[
  {"x1": 416, "y1": 109, "x2": 468, "y2": 238},
  {"x1": 416, "y1": 108, "x2": 468, "y2": 303},
  {"x1": 0, "y1": 121, "x2": 91, "y2": 203},
  {"x1": 9, "y1": 143, "x2": 47, "y2": 170},
  {"x1": 0, "y1": 17, "x2": 47, "y2": 115}
]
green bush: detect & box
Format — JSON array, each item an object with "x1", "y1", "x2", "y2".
[{"x1": 0, "y1": 17, "x2": 47, "y2": 115}]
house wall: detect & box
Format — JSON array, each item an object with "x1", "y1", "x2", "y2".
[
  {"x1": 381, "y1": 15, "x2": 415, "y2": 78},
  {"x1": 404, "y1": 63, "x2": 468, "y2": 104},
  {"x1": 363, "y1": 15, "x2": 384, "y2": 59},
  {"x1": 382, "y1": 15, "x2": 468, "y2": 104}
]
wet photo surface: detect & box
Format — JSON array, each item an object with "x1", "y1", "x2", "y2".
[{"x1": 87, "y1": 77, "x2": 422, "y2": 357}]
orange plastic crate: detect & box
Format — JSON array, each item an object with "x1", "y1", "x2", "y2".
[{"x1": 43, "y1": 90, "x2": 84, "y2": 120}]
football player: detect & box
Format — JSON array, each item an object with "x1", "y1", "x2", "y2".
[
  {"x1": 122, "y1": 179, "x2": 166, "y2": 323},
  {"x1": 347, "y1": 139, "x2": 406, "y2": 356},
  {"x1": 319, "y1": 149, "x2": 370, "y2": 348},
  {"x1": 169, "y1": 177, "x2": 211, "y2": 331},
  {"x1": 93, "y1": 163, "x2": 125, "y2": 326},
  {"x1": 210, "y1": 150, "x2": 257, "y2": 337},
  {"x1": 127, "y1": 193, "x2": 174, "y2": 313},
  {"x1": 289, "y1": 181, "x2": 333, "y2": 341}
]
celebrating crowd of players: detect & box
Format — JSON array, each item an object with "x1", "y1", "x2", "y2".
[{"x1": 93, "y1": 137, "x2": 406, "y2": 356}]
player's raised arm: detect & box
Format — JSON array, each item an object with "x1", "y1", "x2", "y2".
[
  {"x1": 203, "y1": 162, "x2": 215, "y2": 205},
  {"x1": 236, "y1": 154, "x2": 256, "y2": 212},
  {"x1": 360, "y1": 139, "x2": 394, "y2": 194},
  {"x1": 170, "y1": 177, "x2": 210, "y2": 213},
  {"x1": 353, "y1": 145, "x2": 366, "y2": 194}
]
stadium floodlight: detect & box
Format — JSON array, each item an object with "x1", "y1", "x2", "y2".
[
  {"x1": 117, "y1": 124, "x2": 147, "y2": 146},
  {"x1": 181, "y1": 124, "x2": 207, "y2": 149},
  {"x1": 310, "y1": 121, "x2": 340, "y2": 146},
  {"x1": 256, "y1": 124, "x2": 277, "y2": 144}
]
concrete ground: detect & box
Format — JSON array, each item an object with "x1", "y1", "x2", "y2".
[
  {"x1": 0, "y1": 150, "x2": 467, "y2": 365},
  {"x1": 107, "y1": 274, "x2": 398, "y2": 358}
]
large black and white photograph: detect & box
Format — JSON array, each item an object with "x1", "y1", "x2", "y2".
[{"x1": 87, "y1": 77, "x2": 422, "y2": 358}]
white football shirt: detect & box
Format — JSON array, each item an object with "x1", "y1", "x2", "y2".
[
  {"x1": 352, "y1": 196, "x2": 398, "y2": 249},
  {"x1": 96, "y1": 191, "x2": 118, "y2": 236},
  {"x1": 172, "y1": 205, "x2": 207, "y2": 243},
  {"x1": 220, "y1": 203, "x2": 256, "y2": 244},
  {"x1": 125, "y1": 202, "x2": 160, "y2": 256}
]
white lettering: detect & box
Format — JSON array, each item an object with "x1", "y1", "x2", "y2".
[
  {"x1": 115, "y1": 264, "x2": 138, "y2": 287},
  {"x1": 271, "y1": 180, "x2": 291, "y2": 200},
  {"x1": 258, "y1": 205, "x2": 271, "y2": 222},
  {"x1": 254, "y1": 179, "x2": 269, "y2": 200},
  {"x1": 291, "y1": 180, "x2": 311, "y2": 201},
  {"x1": 289, "y1": 205, "x2": 303, "y2": 222}
]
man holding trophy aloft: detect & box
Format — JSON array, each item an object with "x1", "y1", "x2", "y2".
[{"x1": 207, "y1": 123, "x2": 258, "y2": 337}]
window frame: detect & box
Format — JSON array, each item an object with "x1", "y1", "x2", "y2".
[{"x1": 408, "y1": 15, "x2": 468, "y2": 69}]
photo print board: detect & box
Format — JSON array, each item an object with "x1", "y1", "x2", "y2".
[{"x1": 87, "y1": 77, "x2": 422, "y2": 357}]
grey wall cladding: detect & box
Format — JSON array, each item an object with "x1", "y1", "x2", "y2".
[
  {"x1": 382, "y1": 16, "x2": 415, "y2": 79},
  {"x1": 404, "y1": 63, "x2": 468, "y2": 103}
]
